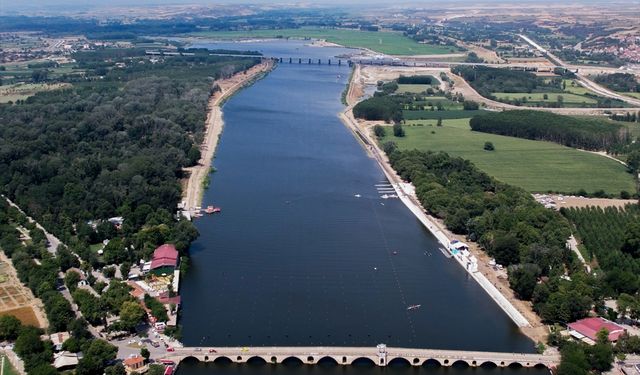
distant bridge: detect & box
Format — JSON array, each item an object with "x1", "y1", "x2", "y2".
[{"x1": 160, "y1": 345, "x2": 559, "y2": 369}]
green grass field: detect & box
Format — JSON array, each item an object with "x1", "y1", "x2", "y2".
[
  {"x1": 621, "y1": 92, "x2": 640, "y2": 99},
  {"x1": 562, "y1": 79, "x2": 592, "y2": 95},
  {"x1": 403, "y1": 110, "x2": 482, "y2": 120},
  {"x1": 397, "y1": 84, "x2": 432, "y2": 93},
  {"x1": 1, "y1": 355, "x2": 18, "y2": 375},
  {"x1": 492, "y1": 92, "x2": 598, "y2": 104},
  {"x1": 191, "y1": 28, "x2": 457, "y2": 55},
  {"x1": 381, "y1": 119, "x2": 636, "y2": 194}
]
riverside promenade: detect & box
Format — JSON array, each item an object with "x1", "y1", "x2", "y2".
[{"x1": 161, "y1": 345, "x2": 559, "y2": 368}]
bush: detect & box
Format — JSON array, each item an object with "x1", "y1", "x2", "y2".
[
  {"x1": 393, "y1": 123, "x2": 405, "y2": 137},
  {"x1": 483, "y1": 141, "x2": 495, "y2": 151},
  {"x1": 463, "y1": 100, "x2": 479, "y2": 110},
  {"x1": 373, "y1": 125, "x2": 386, "y2": 138}
]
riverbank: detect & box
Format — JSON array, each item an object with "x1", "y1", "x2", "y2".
[
  {"x1": 182, "y1": 59, "x2": 275, "y2": 215},
  {"x1": 339, "y1": 64, "x2": 549, "y2": 343}
]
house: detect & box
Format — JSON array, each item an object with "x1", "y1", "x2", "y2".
[
  {"x1": 53, "y1": 351, "x2": 81, "y2": 370},
  {"x1": 49, "y1": 332, "x2": 70, "y2": 351},
  {"x1": 568, "y1": 317, "x2": 626, "y2": 345},
  {"x1": 150, "y1": 244, "x2": 179, "y2": 273},
  {"x1": 124, "y1": 355, "x2": 146, "y2": 372}
]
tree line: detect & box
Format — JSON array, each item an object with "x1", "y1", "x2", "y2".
[
  {"x1": 385, "y1": 149, "x2": 600, "y2": 325},
  {"x1": 469, "y1": 110, "x2": 630, "y2": 152}
]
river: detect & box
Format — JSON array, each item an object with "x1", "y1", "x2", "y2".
[{"x1": 178, "y1": 40, "x2": 548, "y2": 375}]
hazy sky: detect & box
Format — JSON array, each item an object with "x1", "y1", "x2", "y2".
[{"x1": 1, "y1": 0, "x2": 619, "y2": 14}]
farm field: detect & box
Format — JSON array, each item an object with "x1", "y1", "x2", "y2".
[
  {"x1": 492, "y1": 92, "x2": 598, "y2": 104},
  {"x1": 191, "y1": 28, "x2": 456, "y2": 55},
  {"x1": 380, "y1": 118, "x2": 636, "y2": 194},
  {"x1": 0, "y1": 256, "x2": 46, "y2": 328},
  {"x1": 0, "y1": 83, "x2": 70, "y2": 103}
]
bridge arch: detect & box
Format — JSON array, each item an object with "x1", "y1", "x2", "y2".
[
  {"x1": 281, "y1": 356, "x2": 304, "y2": 366},
  {"x1": 387, "y1": 357, "x2": 411, "y2": 367},
  {"x1": 181, "y1": 356, "x2": 200, "y2": 364},
  {"x1": 350, "y1": 357, "x2": 376, "y2": 366},
  {"x1": 422, "y1": 358, "x2": 441, "y2": 367},
  {"x1": 317, "y1": 356, "x2": 339, "y2": 366},
  {"x1": 246, "y1": 356, "x2": 267, "y2": 365},
  {"x1": 212, "y1": 356, "x2": 232, "y2": 364},
  {"x1": 451, "y1": 359, "x2": 471, "y2": 367}
]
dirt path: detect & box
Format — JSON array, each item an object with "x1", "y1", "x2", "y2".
[{"x1": 182, "y1": 60, "x2": 275, "y2": 215}]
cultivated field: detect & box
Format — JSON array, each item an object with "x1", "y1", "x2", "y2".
[
  {"x1": 0, "y1": 255, "x2": 47, "y2": 328},
  {"x1": 191, "y1": 28, "x2": 456, "y2": 55},
  {"x1": 381, "y1": 119, "x2": 636, "y2": 194}
]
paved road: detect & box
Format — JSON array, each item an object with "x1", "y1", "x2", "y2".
[
  {"x1": 518, "y1": 34, "x2": 640, "y2": 107},
  {"x1": 3, "y1": 195, "x2": 60, "y2": 254}
]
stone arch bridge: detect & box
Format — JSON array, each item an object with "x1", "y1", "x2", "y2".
[{"x1": 160, "y1": 345, "x2": 559, "y2": 369}]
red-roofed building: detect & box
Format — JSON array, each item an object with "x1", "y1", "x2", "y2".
[
  {"x1": 150, "y1": 244, "x2": 179, "y2": 272},
  {"x1": 568, "y1": 317, "x2": 626, "y2": 344}
]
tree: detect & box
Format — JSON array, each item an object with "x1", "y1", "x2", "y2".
[
  {"x1": 140, "y1": 347, "x2": 150, "y2": 361},
  {"x1": 120, "y1": 301, "x2": 146, "y2": 331},
  {"x1": 147, "y1": 365, "x2": 164, "y2": 375},
  {"x1": 436, "y1": 117, "x2": 443, "y2": 127},
  {"x1": 483, "y1": 141, "x2": 495, "y2": 151},
  {"x1": 64, "y1": 270, "x2": 81, "y2": 292},
  {"x1": 491, "y1": 233, "x2": 520, "y2": 266},
  {"x1": 627, "y1": 150, "x2": 640, "y2": 174},
  {"x1": 373, "y1": 125, "x2": 386, "y2": 138},
  {"x1": 105, "y1": 364, "x2": 127, "y2": 375},
  {"x1": 462, "y1": 100, "x2": 479, "y2": 110},
  {"x1": 508, "y1": 264, "x2": 541, "y2": 300},
  {"x1": 0, "y1": 315, "x2": 22, "y2": 340},
  {"x1": 382, "y1": 141, "x2": 397, "y2": 154},
  {"x1": 393, "y1": 123, "x2": 405, "y2": 137},
  {"x1": 622, "y1": 222, "x2": 640, "y2": 258}
]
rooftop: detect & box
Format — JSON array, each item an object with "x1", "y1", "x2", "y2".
[{"x1": 568, "y1": 317, "x2": 626, "y2": 342}]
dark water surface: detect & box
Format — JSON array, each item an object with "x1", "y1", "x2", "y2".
[{"x1": 179, "y1": 41, "x2": 547, "y2": 374}]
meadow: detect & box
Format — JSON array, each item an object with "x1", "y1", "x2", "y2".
[
  {"x1": 381, "y1": 118, "x2": 636, "y2": 194},
  {"x1": 191, "y1": 28, "x2": 457, "y2": 55},
  {"x1": 491, "y1": 92, "x2": 598, "y2": 105}
]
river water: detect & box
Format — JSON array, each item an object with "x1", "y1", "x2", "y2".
[{"x1": 179, "y1": 40, "x2": 548, "y2": 375}]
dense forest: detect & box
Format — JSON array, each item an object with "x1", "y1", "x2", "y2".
[
  {"x1": 384, "y1": 148, "x2": 603, "y2": 324},
  {"x1": 469, "y1": 110, "x2": 630, "y2": 151},
  {"x1": 451, "y1": 65, "x2": 556, "y2": 97},
  {"x1": 353, "y1": 95, "x2": 403, "y2": 122},
  {"x1": 595, "y1": 73, "x2": 640, "y2": 93},
  {"x1": 0, "y1": 50, "x2": 260, "y2": 266}
]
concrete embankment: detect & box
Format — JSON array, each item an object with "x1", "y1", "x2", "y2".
[{"x1": 339, "y1": 83, "x2": 531, "y2": 328}]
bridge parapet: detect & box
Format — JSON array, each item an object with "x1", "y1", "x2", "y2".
[{"x1": 159, "y1": 346, "x2": 560, "y2": 369}]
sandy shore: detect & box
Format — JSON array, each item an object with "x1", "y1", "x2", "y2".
[
  {"x1": 182, "y1": 60, "x2": 275, "y2": 214},
  {"x1": 340, "y1": 64, "x2": 549, "y2": 343}
]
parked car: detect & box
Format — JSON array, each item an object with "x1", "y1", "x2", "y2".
[
  {"x1": 208, "y1": 349, "x2": 217, "y2": 353},
  {"x1": 167, "y1": 347, "x2": 175, "y2": 352}
]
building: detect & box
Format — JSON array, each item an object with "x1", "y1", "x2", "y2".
[
  {"x1": 568, "y1": 317, "x2": 626, "y2": 345},
  {"x1": 53, "y1": 351, "x2": 81, "y2": 370},
  {"x1": 124, "y1": 355, "x2": 146, "y2": 373},
  {"x1": 49, "y1": 332, "x2": 70, "y2": 351},
  {"x1": 150, "y1": 244, "x2": 179, "y2": 273}
]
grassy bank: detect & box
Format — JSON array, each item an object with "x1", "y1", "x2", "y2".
[
  {"x1": 381, "y1": 119, "x2": 636, "y2": 194},
  {"x1": 191, "y1": 28, "x2": 456, "y2": 55}
]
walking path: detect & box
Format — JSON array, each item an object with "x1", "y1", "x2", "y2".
[
  {"x1": 181, "y1": 60, "x2": 275, "y2": 216},
  {"x1": 2, "y1": 195, "x2": 60, "y2": 254}
]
